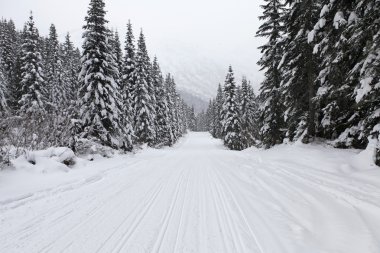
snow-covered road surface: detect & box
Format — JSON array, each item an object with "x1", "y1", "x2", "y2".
[{"x1": 1, "y1": 132, "x2": 380, "y2": 253}]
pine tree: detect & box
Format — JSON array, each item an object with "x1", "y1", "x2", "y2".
[
  {"x1": 164, "y1": 74, "x2": 176, "y2": 145},
  {"x1": 62, "y1": 33, "x2": 80, "y2": 104},
  {"x1": 0, "y1": 19, "x2": 19, "y2": 110},
  {"x1": 256, "y1": 0, "x2": 286, "y2": 148},
  {"x1": 0, "y1": 59, "x2": 8, "y2": 115},
  {"x1": 133, "y1": 30, "x2": 156, "y2": 145},
  {"x1": 45, "y1": 24, "x2": 66, "y2": 111},
  {"x1": 214, "y1": 84, "x2": 224, "y2": 138},
  {"x1": 309, "y1": 1, "x2": 358, "y2": 142},
  {"x1": 221, "y1": 66, "x2": 243, "y2": 150},
  {"x1": 19, "y1": 13, "x2": 46, "y2": 115},
  {"x1": 152, "y1": 57, "x2": 171, "y2": 146},
  {"x1": 76, "y1": 0, "x2": 126, "y2": 149},
  {"x1": 281, "y1": 0, "x2": 320, "y2": 143},
  {"x1": 240, "y1": 77, "x2": 258, "y2": 148},
  {"x1": 122, "y1": 20, "x2": 136, "y2": 126}
]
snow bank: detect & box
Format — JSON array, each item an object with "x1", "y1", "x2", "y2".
[{"x1": 11, "y1": 147, "x2": 76, "y2": 174}]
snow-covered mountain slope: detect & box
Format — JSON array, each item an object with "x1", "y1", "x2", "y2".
[
  {"x1": 1, "y1": 132, "x2": 379, "y2": 253},
  {"x1": 149, "y1": 38, "x2": 264, "y2": 108}
]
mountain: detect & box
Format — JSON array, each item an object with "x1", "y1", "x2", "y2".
[{"x1": 149, "y1": 38, "x2": 264, "y2": 111}]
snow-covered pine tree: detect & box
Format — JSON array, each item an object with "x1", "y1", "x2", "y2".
[
  {"x1": 76, "y1": 0, "x2": 126, "y2": 149},
  {"x1": 188, "y1": 106, "x2": 196, "y2": 131},
  {"x1": 309, "y1": 1, "x2": 358, "y2": 142},
  {"x1": 280, "y1": 0, "x2": 321, "y2": 143},
  {"x1": 240, "y1": 77, "x2": 258, "y2": 148},
  {"x1": 0, "y1": 59, "x2": 8, "y2": 115},
  {"x1": 109, "y1": 29, "x2": 134, "y2": 151},
  {"x1": 110, "y1": 30, "x2": 123, "y2": 85},
  {"x1": 62, "y1": 33, "x2": 80, "y2": 104},
  {"x1": 0, "y1": 19, "x2": 19, "y2": 110},
  {"x1": 213, "y1": 84, "x2": 224, "y2": 139},
  {"x1": 45, "y1": 24, "x2": 66, "y2": 111},
  {"x1": 221, "y1": 66, "x2": 243, "y2": 150},
  {"x1": 133, "y1": 30, "x2": 156, "y2": 145},
  {"x1": 152, "y1": 57, "x2": 172, "y2": 146},
  {"x1": 122, "y1": 20, "x2": 137, "y2": 127},
  {"x1": 170, "y1": 77, "x2": 181, "y2": 140},
  {"x1": 256, "y1": 0, "x2": 286, "y2": 148},
  {"x1": 346, "y1": 0, "x2": 379, "y2": 165},
  {"x1": 164, "y1": 74, "x2": 176, "y2": 145},
  {"x1": 19, "y1": 13, "x2": 46, "y2": 115}
]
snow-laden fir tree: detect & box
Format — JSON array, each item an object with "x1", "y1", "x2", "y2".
[
  {"x1": 240, "y1": 77, "x2": 258, "y2": 148},
  {"x1": 45, "y1": 24, "x2": 66, "y2": 111},
  {"x1": 133, "y1": 30, "x2": 156, "y2": 145},
  {"x1": 212, "y1": 84, "x2": 224, "y2": 139},
  {"x1": 62, "y1": 33, "x2": 80, "y2": 104},
  {"x1": 109, "y1": 30, "x2": 123, "y2": 85},
  {"x1": 221, "y1": 66, "x2": 243, "y2": 150},
  {"x1": 352, "y1": 0, "x2": 380, "y2": 166},
  {"x1": 0, "y1": 19, "x2": 19, "y2": 110},
  {"x1": 152, "y1": 57, "x2": 172, "y2": 146},
  {"x1": 19, "y1": 13, "x2": 46, "y2": 115},
  {"x1": 256, "y1": 0, "x2": 286, "y2": 148},
  {"x1": 122, "y1": 20, "x2": 136, "y2": 126},
  {"x1": 309, "y1": 1, "x2": 358, "y2": 142},
  {"x1": 0, "y1": 59, "x2": 8, "y2": 115},
  {"x1": 164, "y1": 74, "x2": 176, "y2": 145},
  {"x1": 76, "y1": 0, "x2": 127, "y2": 149},
  {"x1": 110, "y1": 30, "x2": 134, "y2": 151},
  {"x1": 280, "y1": 0, "x2": 321, "y2": 143}
]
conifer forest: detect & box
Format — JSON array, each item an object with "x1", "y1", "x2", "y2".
[{"x1": 0, "y1": 1, "x2": 379, "y2": 252}]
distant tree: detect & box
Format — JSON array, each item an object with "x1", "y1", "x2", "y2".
[{"x1": 221, "y1": 66, "x2": 243, "y2": 150}]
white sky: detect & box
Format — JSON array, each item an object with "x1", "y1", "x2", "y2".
[{"x1": 0, "y1": 0, "x2": 265, "y2": 98}]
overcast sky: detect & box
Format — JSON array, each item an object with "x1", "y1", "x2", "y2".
[{"x1": 0, "y1": 0, "x2": 265, "y2": 97}]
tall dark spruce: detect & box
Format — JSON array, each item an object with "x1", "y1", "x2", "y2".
[
  {"x1": 76, "y1": 0, "x2": 126, "y2": 149},
  {"x1": 256, "y1": 0, "x2": 286, "y2": 148}
]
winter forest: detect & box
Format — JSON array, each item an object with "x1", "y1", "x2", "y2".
[
  {"x1": 0, "y1": 0, "x2": 380, "y2": 252},
  {"x1": 0, "y1": 1, "x2": 196, "y2": 162},
  {"x1": 197, "y1": 0, "x2": 380, "y2": 165}
]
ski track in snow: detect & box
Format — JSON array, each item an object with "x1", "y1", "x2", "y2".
[{"x1": 1, "y1": 132, "x2": 380, "y2": 253}]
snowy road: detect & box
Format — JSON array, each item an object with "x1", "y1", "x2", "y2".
[{"x1": 1, "y1": 132, "x2": 380, "y2": 253}]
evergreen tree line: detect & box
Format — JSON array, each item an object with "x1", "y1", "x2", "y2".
[
  {"x1": 197, "y1": 66, "x2": 259, "y2": 151},
  {"x1": 0, "y1": 0, "x2": 194, "y2": 162},
  {"x1": 200, "y1": 0, "x2": 379, "y2": 165}
]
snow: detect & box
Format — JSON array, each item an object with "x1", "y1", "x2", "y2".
[{"x1": 1, "y1": 132, "x2": 380, "y2": 253}]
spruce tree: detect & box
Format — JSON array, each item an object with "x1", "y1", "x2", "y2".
[
  {"x1": 221, "y1": 66, "x2": 243, "y2": 150},
  {"x1": 133, "y1": 30, "x2": 156, "y2": 145},
  {"x1": 45, "y1": 24, "x2": 65, "y2": 111},
  {"x1": 256, "y1": 0, "x2": 286, "y2": 148},
  {"x1": 0, "y1": 19, "x2": 19, "y2": 110},
  {"x1": 122, "y1": 20, "x2": 136, "y2": 125},
  {"x1": 76, "y1": 0, "x2": 126, "y2": 149},
  {"x1": 309, "y1": 1, "x2": 358, "y2": 142},
  {"x1": 240, "y1": 77, "x2": 258, "y2": 148},
  {"x1": 281, "y1": 0, "x2": 320, "y2": 143},
  {"x1": 62, "y1": 33, "x2": 80, "y2": 104},
  {"x1": 214, "y1": 84, "x2": 224, "y2": 138},
  {"x1": 164, "y1": 74, "x2": 176, "y2": 145},
  {"x1": 152, "y1": 57, "x2": 171, "y2": 146},
  {"x1": 0, "y1": 59, "x2": 8, "y2": 115},
  {"x1": 19, "y1": 13, "x2": 46, "y2": 115}
]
